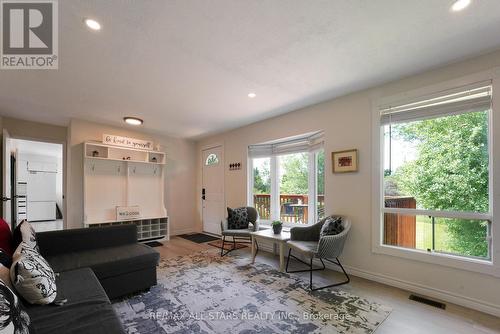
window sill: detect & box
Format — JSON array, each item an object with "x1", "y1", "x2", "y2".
[{"x1": 372, "y1": 244, "x2": 500, "y2": 278}]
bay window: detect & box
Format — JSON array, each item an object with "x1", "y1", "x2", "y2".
[
  {"x1": 248, "y1": 132, "x2": 324, "y2": 225},
  {"x1": 379, "y1": 82, "x2": 492, "y2": 261}
]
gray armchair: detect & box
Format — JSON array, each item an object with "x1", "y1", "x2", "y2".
[
  {"x1": 220, "y1": 207, "x2": 266, "y2": 256},
  {"x1": 286, "y1": 216, "x2": 351, "y2": 291}
]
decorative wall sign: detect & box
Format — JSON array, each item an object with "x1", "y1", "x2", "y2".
[
  {"x1": 117, "y1": 206, "x2": 141, "y2": 220},
  {"x1": 332, "y1": 149, "x2": 358, "y2": 173},
  {"x1": 103, "y1": 134, "x2": 154, "y2": 151},
  {"x1": 229, "y1": 162, "x2": 241, "y2": 171}
]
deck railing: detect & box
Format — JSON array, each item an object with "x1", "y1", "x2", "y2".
[{"x1": 253, "y1": 194, "x2": 325, "y2": 224}]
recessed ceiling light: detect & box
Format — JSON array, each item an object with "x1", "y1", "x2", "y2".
[
  {"x1": 248, "y1": 92, "x2": 256, "y2": 98},
  {"x1": 84, "y1": 18, "x2": 101, "y2": 31},
  {"x1": 123, "y1": 117, "x2": 143, "y2": 126},
  {"x1": 451, "y1": 0, "x2": 471, "y2": 12}
]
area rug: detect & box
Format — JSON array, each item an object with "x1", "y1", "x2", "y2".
[
  {"x1": 179, "y1": 233, "x2": 220, "y2": 243},
  {"x1": 207, "y1": 239, "x2": 248, "y2": 251},
  {"x1": 113, "y1": 251, "x2": 391, "y2": 333}
]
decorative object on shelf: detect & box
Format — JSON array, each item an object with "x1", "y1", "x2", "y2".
[
  {"x1": 272, "y1": 220, "x2": 283, "y2": 234},
  {"x1": 92, "y1": 150, "x2": 99, "y2": 157},
  {"x1": 229, "y1": 162, "x2": 241, "y2": 171},
  {"x1": 103, "y1": 134, "x2": 153, "y2": 150},
  {"x1": 332, "y1": 149, "x2": 358, "y2": 173},
  {"x1": 151, "y1": 157, "x2": 157, "y2": 163},
  {"x1": 117, "y1": 206, "x2": 141, "y2": 220}
]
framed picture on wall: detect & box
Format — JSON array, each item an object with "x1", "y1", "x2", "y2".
[{"x1": 332, "y1": 149, "x2": 358, "y2": 173}]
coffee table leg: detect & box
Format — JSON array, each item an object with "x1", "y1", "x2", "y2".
[
  {"x1": 251, "y1": 236, "x2": 256, "y2": 264},
  {"x1": 279, "y1": 242, "x2": 285, "y2": 272}
]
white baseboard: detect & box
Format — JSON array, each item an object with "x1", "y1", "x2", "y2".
[
  {"x1": 170, "y1": 227, "x2": 197, "y2": 236},
  {"x1": 254, "y1": 240, "x2": 500, "y2": 317},
  {"x1": 337, "y1": 264, "x2": 500, "y2": 317}
]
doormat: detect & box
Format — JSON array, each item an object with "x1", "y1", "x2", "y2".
[
  {"x1": 179, "y1": 233, "x2": 220, "y2": 243},
  {"x1": 208, "y1": 239, "x2": 248, "y2": 251},
  {"x1": 144, "y1": 241, "x2": 163, "y2": 247}
]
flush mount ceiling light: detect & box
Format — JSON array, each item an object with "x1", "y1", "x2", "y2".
[
  {"x1": 84, "y1": 18, "x2": 101, "y2": 31},
  {"x1": 123, "y1": 117, "x2": 143, "y2": 126},
  {"x1": 451, "y1": 0, "x2": 471, "y2": 12},
  {"x1": 248, "y1": 92, "x2": 256, "y2": 98}
]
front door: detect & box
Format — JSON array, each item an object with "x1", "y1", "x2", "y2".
[{"x1": 202, "y1": 146, "x2": 224, "y2": 235}]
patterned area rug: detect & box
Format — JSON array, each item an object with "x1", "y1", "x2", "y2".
[{"x1": 113, "y1": 251, "x2": 391, "y2": 333}]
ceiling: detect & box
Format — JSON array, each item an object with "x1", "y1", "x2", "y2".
[{"x1": 1, "y1": 0, "x2": 500, "y2": 139}]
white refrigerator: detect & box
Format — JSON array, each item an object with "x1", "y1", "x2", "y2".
[{"x1": 26, "y1": 162, "x2": 57, "y2": 221}]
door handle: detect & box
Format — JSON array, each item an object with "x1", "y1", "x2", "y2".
[{"x1": 1, "y1": 197, "x2": 11, "y2": 202}]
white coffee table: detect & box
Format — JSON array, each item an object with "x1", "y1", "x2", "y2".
[{"x1": 250, "y1": 229, "x2": 291, "y2": 272}]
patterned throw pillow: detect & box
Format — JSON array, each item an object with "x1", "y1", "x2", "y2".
[
  {"x1": 13, "y1": 220, "x2": 39, "y2": 252},
  {"x1": 0, "y1": 249, "x2": 12, "y2": 288},
  {"x1": 227, "y1": 207, "x2": 249, "y2": 229},
  {"x1": 10, "y1": 242, "x2": 57, "y2": 305},
  {"x1": 0, "y1": 279, "x2": 35, "y2": 334},
  {"x1": 320, "y1": 216, "x2": 344, "y2": 236}
]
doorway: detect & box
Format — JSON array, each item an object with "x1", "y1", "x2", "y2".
[
  {"x1": 3, "y1": 133, "x2": 64, "y2": 232},
  {"x1": 202, "y1": 145, "x2": 224, "y2": 235}
]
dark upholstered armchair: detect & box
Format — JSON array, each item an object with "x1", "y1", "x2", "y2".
[
  {"x1": 286, "y1": 216, "x2": 351, "y2": 291},
  {"x1": 220, "y1": 207, "x2": 267, "y2": 256}
]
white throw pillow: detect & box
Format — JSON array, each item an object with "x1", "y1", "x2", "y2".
[{"x1": 10, "y1": 242, "x2": 57, "y2": 305}]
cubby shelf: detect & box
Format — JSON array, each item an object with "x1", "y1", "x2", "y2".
[
  {"x1": 88, "y1": 217, "x2": 169, "y2": 242},
  {"x1": 84, "y1": 142, "x2": 166, "y2": 164},
  {"x1": 83, "y1": 141, "x2": 168, "y2": 242}
]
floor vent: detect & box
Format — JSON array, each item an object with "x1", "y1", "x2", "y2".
[{"x1": 409, "y1": 294, "x2": 446, "y2": 309}]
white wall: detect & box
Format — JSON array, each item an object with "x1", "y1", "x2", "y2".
[
  {"x1": 196, "y1": 49, "x2": 500, "y2": 315},
  {"x1": 67, "y1": 119, "x2": 198, "y2": 235}
]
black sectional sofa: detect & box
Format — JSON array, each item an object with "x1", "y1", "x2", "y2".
[{"x1": 25, "y1": 225, "x2": 159, "y2": 334}]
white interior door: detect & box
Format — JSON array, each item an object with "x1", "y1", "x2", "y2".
[
  {"x1": 2, "y1": 130, "x2": 12, "y2": 227},
  {"x1": 202, "y1": 146, "x2": 224, "y2": 235}
]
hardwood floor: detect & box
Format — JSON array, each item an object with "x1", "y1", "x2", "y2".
[{"x1": 157, "y1": 236, "x2": 500, "y2": 334}]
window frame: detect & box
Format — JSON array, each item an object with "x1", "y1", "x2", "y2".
[
  {"x1": 248, "y1": 149, "x2": 324, "y2": 227},
  {"x1": 372, "y1": 69, "x2": 500, "y2": 278}
]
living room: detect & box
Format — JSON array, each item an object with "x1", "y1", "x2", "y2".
[{"x1": 0, "y1": 1, "x2": 500, "y2": 333}]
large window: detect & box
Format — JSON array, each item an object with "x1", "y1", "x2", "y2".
[
  {"x1": 380, "y1": 83, "x2": 492, "y2": 261},
  {"x1": 249, "y1": 133, "x2": 324, "y2": 225}
]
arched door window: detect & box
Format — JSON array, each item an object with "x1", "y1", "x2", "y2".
[{"x1": 205, "y1": 153, "x2": 219, "y2": 166}]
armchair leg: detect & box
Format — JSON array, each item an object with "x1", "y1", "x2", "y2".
[
  {"x1": 220, "y1": 235, "x2": 236, "y2": 257},
  {"x1": 221, "y1": 235, "x2": 255, "y2": 257},
  {"x1": 285, "y1": 249, "x2": 350, "y2": 291},
  {"x1": 285, "y1": 249, "x2": 325, "y2": 273},
  {"x1": 310, "y1": 258, "x2": 350, "y2": 291}
]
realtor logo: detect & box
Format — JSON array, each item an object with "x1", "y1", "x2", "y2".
[{"x1": 1, "y1": 0, "x2": 58, "y2": 69}]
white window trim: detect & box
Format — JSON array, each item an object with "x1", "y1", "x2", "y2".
[
  {"x1": 371, "y1": 68, "x2": 500, "y2": 278},
  {"x1": 248, "y1": 149, "x2": 324, "y2": 227}
]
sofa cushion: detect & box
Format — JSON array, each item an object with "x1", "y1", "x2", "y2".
[
  {"x1": 45, "y1": 244, "x2": 159, "y2": 279},
  {"x1": 25, "y1": 268, "x2": 124, "y2": 334}
]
